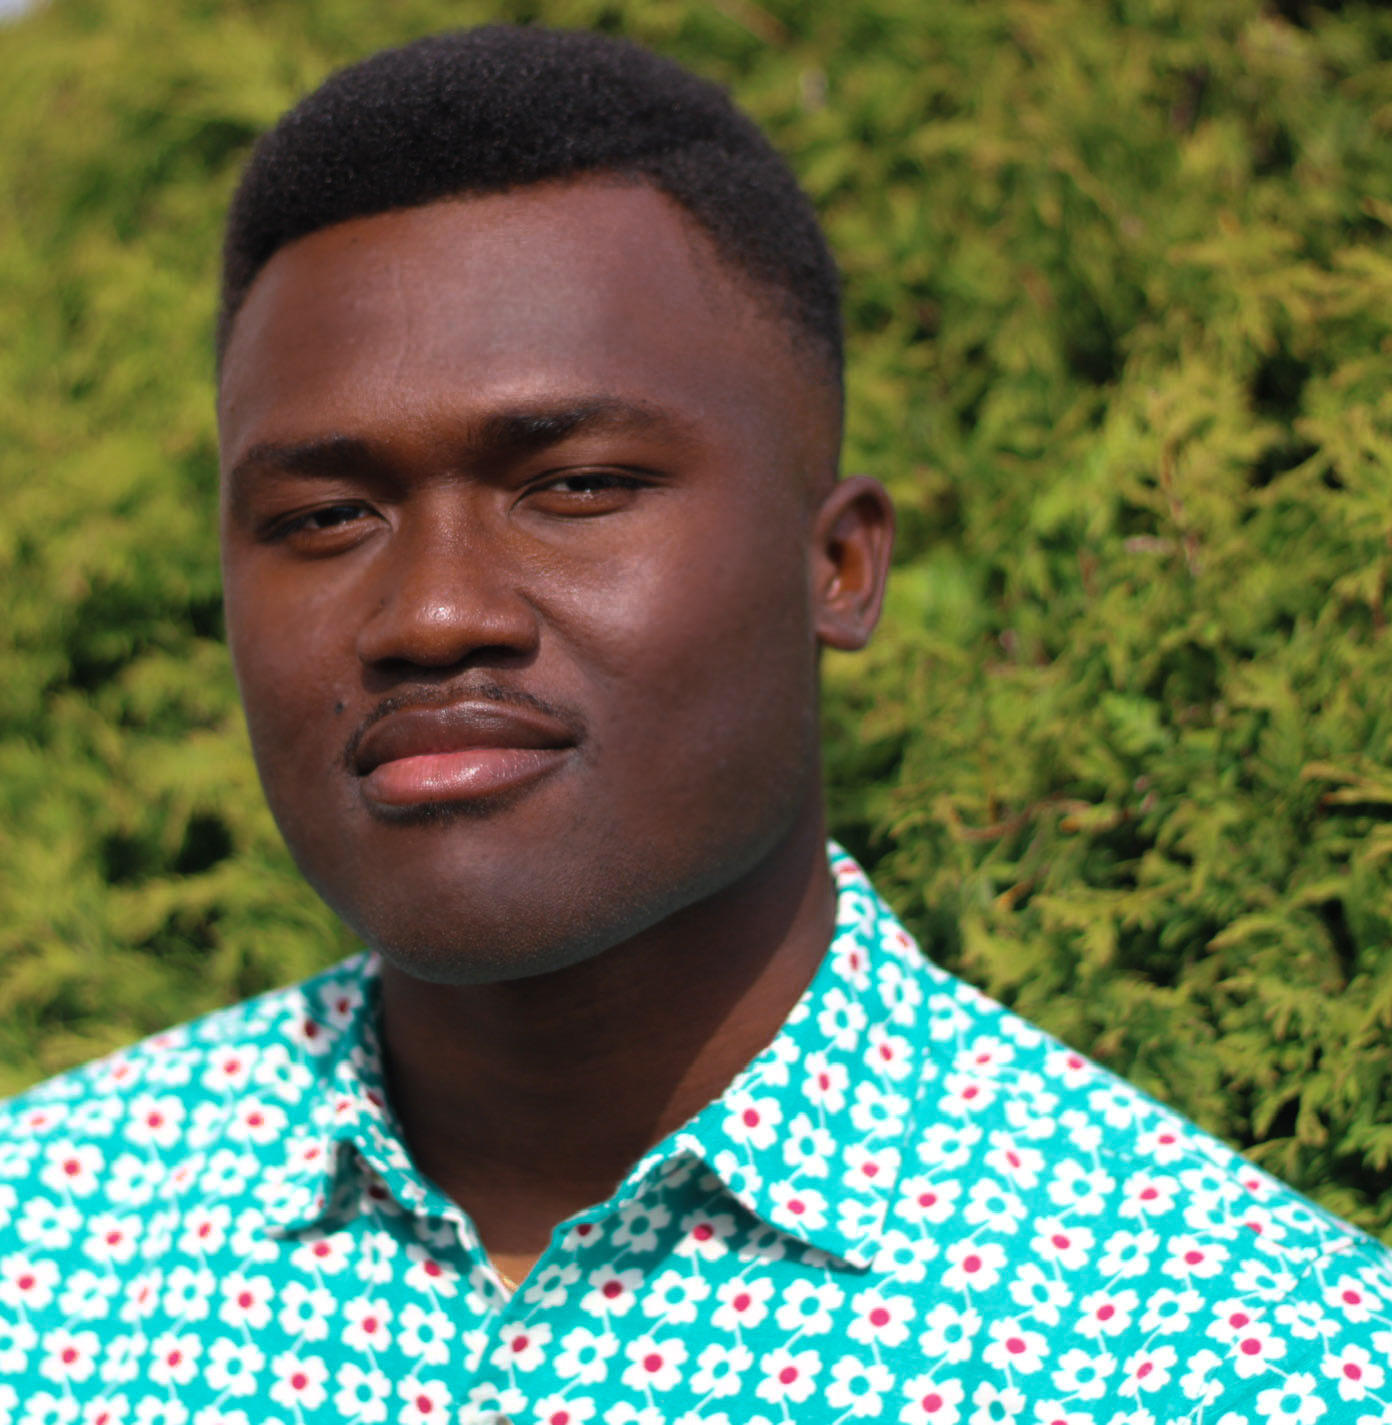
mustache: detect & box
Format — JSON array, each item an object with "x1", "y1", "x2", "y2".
[{"x1": 341, "y1": 680, "x2": 588, "y2": 773}]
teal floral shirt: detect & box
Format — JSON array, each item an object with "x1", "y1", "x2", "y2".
[{"x1": 2, "y1": 847, "x2": 1390, "y2": 1425}]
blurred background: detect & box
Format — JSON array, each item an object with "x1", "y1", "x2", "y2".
[{"x1": 1, "y1": 0, "x2": 1389, "y2": 1239}]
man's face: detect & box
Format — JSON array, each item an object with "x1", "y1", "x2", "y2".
[{"x1": 218, "y1": 180, "x2": 858, "y2": 984}]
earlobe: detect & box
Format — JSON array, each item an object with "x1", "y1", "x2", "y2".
[{"x1": 811, "y1": 475, "x2": 896, "y2": 652}]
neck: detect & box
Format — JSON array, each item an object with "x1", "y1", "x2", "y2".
[{"x1": 377, "y1": 809, "x2": 836, "y2": 1266}]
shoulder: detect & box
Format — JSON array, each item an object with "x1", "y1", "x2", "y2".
[
  {"x1": 880, "y1": 916, "x2": 1392, "y2": 1403},
  {"x1": 0, "y1": 956, "x2": 373, "y2": 1240}
]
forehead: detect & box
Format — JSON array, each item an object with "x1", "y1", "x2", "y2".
[{"x1": 216, "y1": 181, "x2": 833, "y2": 478}]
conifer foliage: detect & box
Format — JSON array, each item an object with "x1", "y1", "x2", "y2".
[{"x1": 1, "y1": 0, "x2": 1389, "y2": 1238}]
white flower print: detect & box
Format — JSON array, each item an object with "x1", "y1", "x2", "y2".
[
  {"x1": 611, "y1": 1199, "x2": 672, "y2": 1256},
  {"x1": 1326, "y1": 1273, "x2": 1383, "y2": 1324},
  {"x1": 620, "y1": 1335, "x2": 688, "y2": 1392},
  {"x1": 268, "y1": 1352, "x2": 328, "y2": 1411},
  {"x1": 491, "y1": 1320, "x2": 552, "y2": 1374},
  {"x1": 803, "y1": 1050, "x2": 850, "y2": 1112},
  {"x1": 711, "y1": 1275, "x2": 775, "y2": 1331},
  {"x1": 37, "y1": 1329, "x2": 99, "y2": 1386},
  {"x1": 402, "y1": 1244, "x2": 460, "y2": 1297},
  {"x1": 290, "y1": 1231, "x2": 351, "y2": 1276},
  {"x1": 554, "y1": 1325, "x2": 620, "y2": 1385},
  {"x1": 160, "y1": 1265, "x2": 214, "y2": 1322},
  {"x1": 333, "y1": 1363, "x2": 392, "y2": 1423},
  {"x1": 523, "y1": 1261, "x2": 582, "y2": 1310},
  {"x1": 147, "y1": 1333, "x2": 200, "y2": 1389},
  {"x1": 0, "y1": 1253, "x2": 58, "y2": 1310},
  {"x1": 1096, "y1": 1228, "x2": 1158, "y2": 1279},
  {"x1": 1161, "y1": 1234, "x2": 1228, "y2": 1281},
  {"x1": 1056, "y1": 1108, "x2": 1102, "y2": 1154},
  {"x1": 899, "y1": 1174, "x2": 962, "y2": 1226},
  {"x1": 1137, "y1": 1286, "x2": 1202, "y2": 1336},
  {"x1": 847, "y1": 1287, "x2": 915, "y2": 1348},
  {"x1": 217, "y1": 1272, "x2": 274, "y2": 1330},
  {"x1": 984, "y1": 1136, "x2": 1045, "y2": 1190},
  {"x1": 942, "y1": 1239, "x2": 1007, "y2": 1292},
  {"x1": 532, "y1": 1394, "x2": 596, "y2": 1425},
  {"x1": 1074, "y1": 1288, "x2": 1137, "y2": 1339},
  {"x1": 1118, "y1": 1344, "x2": 1176, "y2": 1396},
  {"x1": 38, "y1": 1144, "x2": 104, "y2": 1200},
  {"x1": 341, "y1": 1297, "x2": 392, "y2": 1353},
  {"x1": 0, "y1": 1319, "x2": 36, "y2": 1374},
  {"x1": 397, "y1": 1377, "x2": 450, "y2": 1425},
  {"x1": 817, "y1": 988, "x2": 869, "y2": 1050},
  {"x1": 900, "y1": 1375, "x2": 965, "y2": 1424},
  {"x1": 1255, "y1": 1374, "x2": 1328, "y2": 1425},
  {"x1": 19, "y1": 1390, "x2": 80, "y2": 1425},
  {"x1": 964, "y1": 1178, "x2": 1027, "y2": 1233},
  {"x1": 639, "y1": 1268, "x2": 710, "y2": 1325},
  {"x1": 754, "y1": 1346, "x2": 821, "y2": 1405},
  {"x1": 709, "y1": 1147, "x2": 764, "y2": 1200},
  {"x1": 722, "y1": 1092, "x2": 782, "y2": 1152},
  {"x1": 968, "y1": 1381, "x2": 1025, "y2": 1425},
  {"x1": 1050, "y1": 1347, "x2": 1116, "y2": 1400},
  {"x1": 827, "y1": 1355, "x2": 894, "y2": 1416},
  {"x1": 782, "y1": 1112, "x2": 835, "y2": 1177},
  {"x1": 17, "y1": 1199, "x2": 80, "y2": 1252},
  {"x1": 203, "y1": 1338, "x2": 264, "y2": 1397},
  {"x1": 1323, "y1": 1343, "x2": 1385, "y2": 1400},
  {"x1": 919, "y1": 1303, "x2": 983, "y2": 1363},
  {"x1": 600, "y1": 1404, "x2": 664, "y2": 1425},
  {"x1": 983, "y1": 1318, "x2": 1048, "y2": 1374},
  {"x1": 125, "y1": 1096, "x2": 185, "y2": 1151},
  {"x1": 774, "y1": 1277, "x2": 846, "y2": 1335},
  {"x1": 399, "y1": 1301, "x2": 458, "y2": 1366},
  {"x1": 1030, "y1": 1218, "x2": 1094, "y2": 1272},
  {"x1": 276, "y1": 1280, "x2": 335, "y2": 1342},
  {"x1": 1006, "y1": 1264, "x2": 1073, "y2": 1326},
  {"x1": 689, "y1": 1341, "x2": 753, "y2": 1398},
  {"x1": 769, "y1": 1182, "x2": 828, "y2": 1231},
  {"x1": 940, "y1": 1070, "x2": 998, "y2": 1118},
  {"x1": 55, "y1": 1270, "x2": 108, "y2": 1323},
  {"x1": 1117, "y1": 1171, "x2": 1177, "y2": 1220},
  {"x1": 581, "y1": 1266, "x2": 645, "y2": 1319},
  {"x1": 866, "y1": 1025, "x2": 915, "y2": 1082},
  {"x1": 1046, "y1": 1160, "x2": 1115, "y2": 1216},
  {"x1": 916, "y1": 1121, "x2": 983, "y2": 1173},
  {"x1": 674, "y1": 1208, "x2": 736, "y2": 1261}
]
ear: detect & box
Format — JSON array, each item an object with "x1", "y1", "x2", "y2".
[{"x1": 809, "y1": 475, "x2": 895, "y2": 651}]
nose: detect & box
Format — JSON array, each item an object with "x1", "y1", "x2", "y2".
[{"x1": 354, "y1": 509, "x2": 540, "y2": 671}]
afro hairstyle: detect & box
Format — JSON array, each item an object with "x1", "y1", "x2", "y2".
[{"x1": 218, "y1": 25, "x2": 842, "y2": 386}]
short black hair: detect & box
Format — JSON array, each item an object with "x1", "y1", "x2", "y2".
[{"x1": 218, "y1": 25, "x2": 842, "y2": 386}]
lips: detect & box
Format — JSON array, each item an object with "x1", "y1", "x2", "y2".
[{"x1": 350, "y1": 699, "x2": 578, "y2": 811}]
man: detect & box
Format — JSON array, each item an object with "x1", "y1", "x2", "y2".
[{"x1": 1, "y1": 24, "x2": 1388, "y2": 1425}]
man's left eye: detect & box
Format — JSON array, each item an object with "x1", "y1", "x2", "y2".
[
  {"x1": 543, "y1": 473, "x2": 643, "y2": 494},
  {"x1": 526, "y1": 471, "x2": 648, "y2": 512}
]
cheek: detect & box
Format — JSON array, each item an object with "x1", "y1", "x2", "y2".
[
  {"x1": 225, "y1": 571, "x2": 354, "y2": 769},
  {"x1": 559, "y1": 517, "x2": 816, "y2": 766}
]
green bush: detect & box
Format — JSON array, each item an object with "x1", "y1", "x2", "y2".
[{"x1": 1, "y1": 0, "x2": 1389, "y2": 1239}]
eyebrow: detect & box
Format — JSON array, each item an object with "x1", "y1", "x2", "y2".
[{"x1": 224, "y1": 396, "x2": 685, "y2": 494}]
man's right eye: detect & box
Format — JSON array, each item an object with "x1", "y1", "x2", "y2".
[{"x1": 270, "y1": 503, "x2": 372, "y2": 539}]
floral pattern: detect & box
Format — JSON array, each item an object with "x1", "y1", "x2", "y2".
[{"x1": 1, "y1": 845, "x2": 1389, "y2": 1423}]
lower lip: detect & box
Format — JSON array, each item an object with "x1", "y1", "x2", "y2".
[{"x1": 360, "y1": 747, "x2": 570, "y2": 809}]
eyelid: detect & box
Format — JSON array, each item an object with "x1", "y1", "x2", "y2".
[{"x1": 261, "y1": 500, "x2": 375, "y2": 541}]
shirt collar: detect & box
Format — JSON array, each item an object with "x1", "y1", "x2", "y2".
[
  {"x1": 257, "y1": 961, "x2": 466, "y2": 1238},
  {"x1": 615, "y1": 844, "x2": 925, "y2": 1269},
  {"x1": 260, "y1": 845, "x2": 928, "y2": 1270}
]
